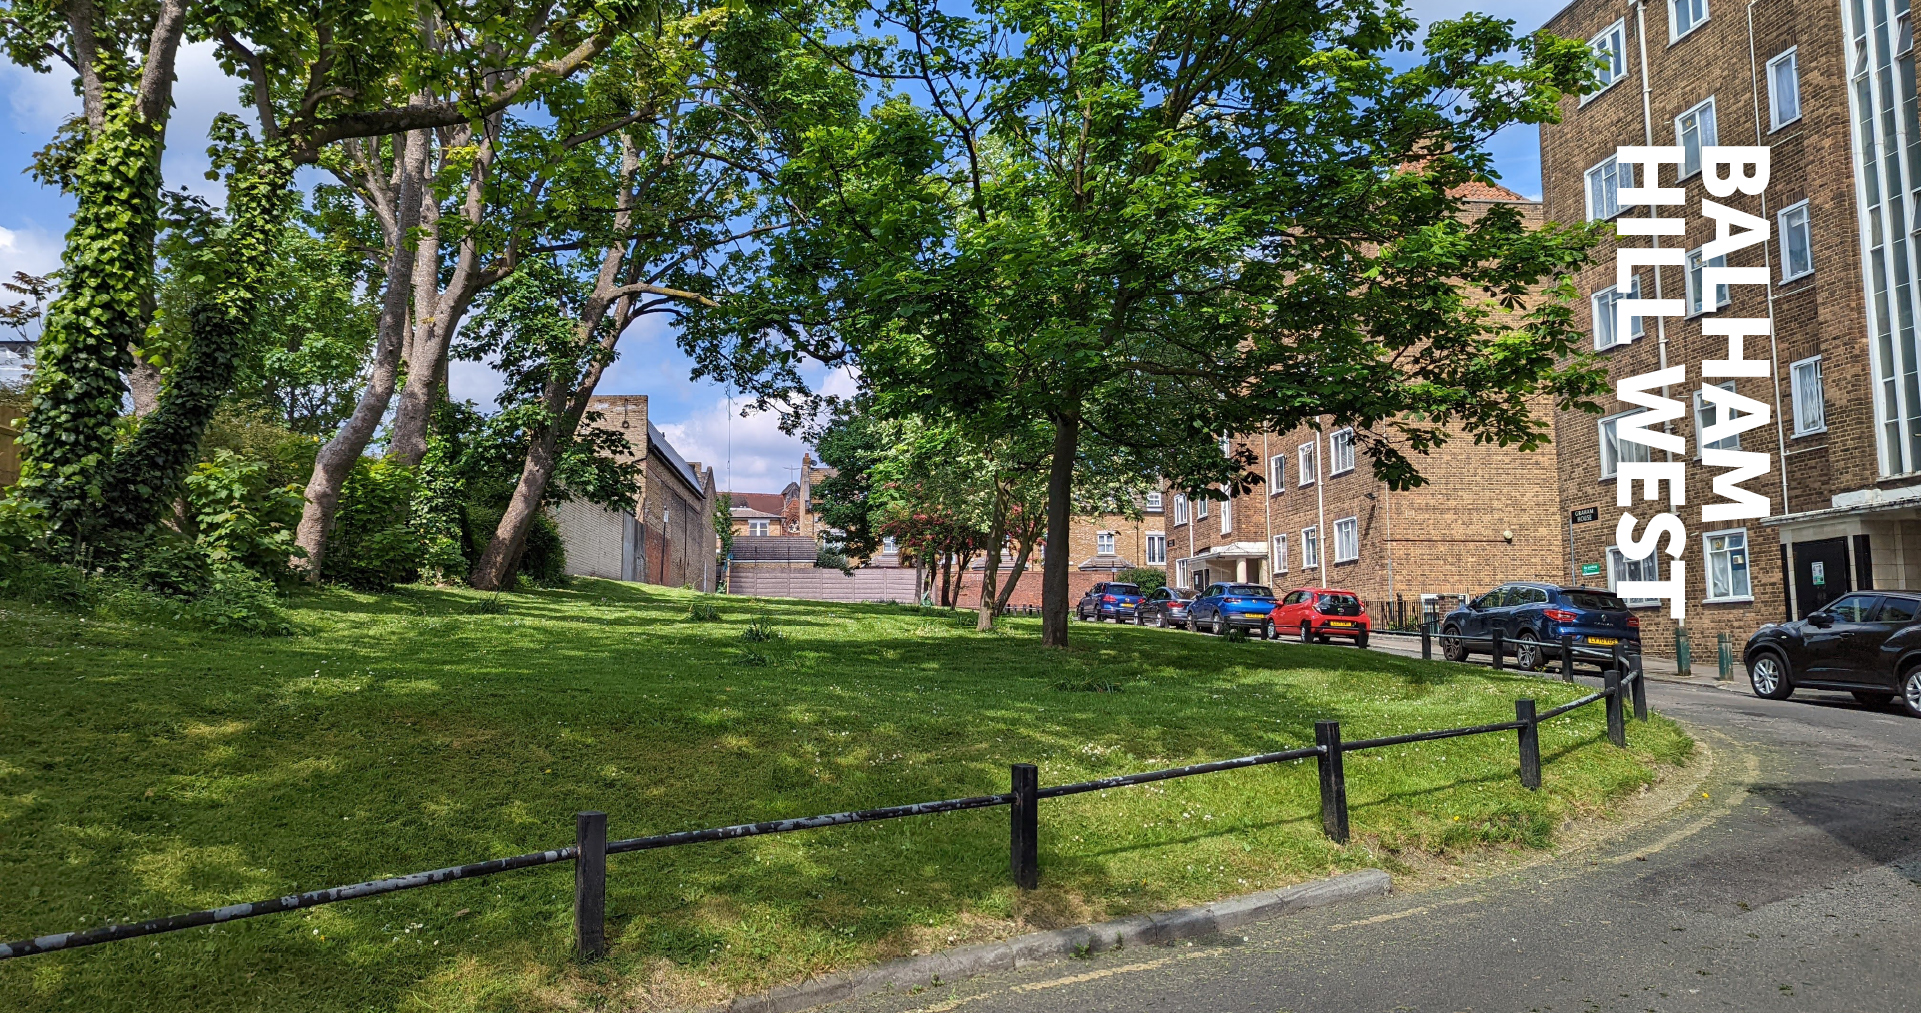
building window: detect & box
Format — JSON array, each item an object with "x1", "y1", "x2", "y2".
[
  {"x1": 1174, "y1": 494, "x2": 1189, "y2": 525},
  {"x1": 748, "y1": 519, "x2": 769, "y2": 536},
  {"x1": 1196, "y1": 496, "x2": 1209, "y2": 520},
  {"x1": 1768, "y1": 48, "x2": 1801, "y2": 129},
  {"x1": 1685, "y1": 246, "x2": 1729, "y2": 316},
  {"x1": 1268, "y1": 453, "x2": 1286, "y2": 493},
  {"x1": 1675, "y1": 97, "x2": 1717, "y2": 178},
  {"x1": 1792, "y1": 355, "x2": 1826, "y2": 435},
  {"x1": 1272, "y1": 534, "x2": 1288, "y2": 573},
  {"x1": 1097, "y1": 530, "x2": 1116, "y2": 555},
  {"x1": 1671, "y1": 0, "x2": 1709, "y2": 40},
  {"x1": 1145, "y1": 532, "x2": 1166, "y2": 565},
  {"x1": 1298, "y1": 442, "x2": 1318, "y2": 486},
  {"x1": 1607, "y1": 545, "x2": 1662, "y2": 607},
  {"x1": 1329, "y1": 428, "x2": 1355, "y2": 475},
  {"x1": 1599, "y1": 410, "x2": 1655, "y2": 479},
  {"x1": 1587, "y1": 20, "x2": 1628, "y2": 98},
  {"x1": 1333, "y1": 517, "x2": 1359, "y2": 563},
  {"x1": 1301, "y1": 526, "x2": 1321, "y2": 568},
  {"x1": 1778, "y1": 200, "x2": 1812, "y2": 280},
  {"x1": 1593, "y1": 275, "x2": 1645, "y2": 350},
  {"x1": 1704, "y1": 529, "x2": 1753, "y2": 601},
  {"x1": 882, "y1": 536, "x2": 897, "y2": 553},
  {"x1": 1145, "y1": 491, "x2": 1163, "y2": 512},
  {"x1": 1584, "y1": 156, "x2": 1633, "y2": 221},
  {"x1": 1694, "y1": 381, "x2": 1744, "y2": 452},
  {"x1": 1219, "y1": 497, "x2": 1232, "y2": 535},
  {"x1": 1219, "y1": 434, "x2": 1233, "y2": 457}
]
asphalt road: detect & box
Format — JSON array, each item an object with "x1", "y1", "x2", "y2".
[{"x1": 828, "y1": 678, "x2": 1921, "y2": 1013}]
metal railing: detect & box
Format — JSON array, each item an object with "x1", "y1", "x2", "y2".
[{"x1": 0, "y1": 662, "x2": 1649, "y2": 963}]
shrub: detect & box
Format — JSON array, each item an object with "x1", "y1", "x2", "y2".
[
  {"x1": 687, "y1": 599, "x2": 722, "y2": 622},
  {"x1": 741, "y1": 618, "x2": 783, "y2": 643},
  {"x1": 0, "y1": 547, "x2": 93, "y2": 607},
  {"x1": 183, "y1": 449, "x2": 304, "y2": 583},
  {"x1": 463, "y1": 595, "x2": 509, "y2": 615},
  {"x1": 1117, "y1": 567, "x2": 1167, "y2": 594},
  {"x1": 324, "y1": 459, "x2": 425, "y2": 590},
  {"x1": 116, "y1": 532, "x2": 214, "y2": 598},
  {"x1": 815, "y1": 545, "x2": 853, "y2": 574},
  {"x1": 518, "y1": 510, "x2": 568, "y2": 587}
]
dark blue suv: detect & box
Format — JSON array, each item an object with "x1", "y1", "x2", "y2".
[
  {"x1": 1187, "y1": 582, "x2": 1278, "y2": 636},
  {"x1": 1439, "y1": 582, "x2": 1640, "y2": 670}
]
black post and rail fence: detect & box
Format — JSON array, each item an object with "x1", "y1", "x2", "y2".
[{"x1": 0, "y1": 661, "x2": 1651, "y2": 963}]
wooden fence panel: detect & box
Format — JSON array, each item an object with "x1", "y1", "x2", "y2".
[
  {"x1": 726, "y1": 566, "x2": 920, "y2": 603},
  {"x1": 0, "y1": 425, "x2": 19, "y2": 489}
]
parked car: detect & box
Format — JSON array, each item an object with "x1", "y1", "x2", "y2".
[
  {"x1": 1075, "y1": 581, "x2": 1145, "y2": 622},
  {"x1": 1135, "y1": 586, "x2": 1197, "y2": 627},
  {"x1": 1186, "y1": 582, "x2": 1278, "y2": 636},
  {"x1": 1744, "y1": 592, "x2": 1921, "y2": 716},
  {"x1": 1438, "y1": 582, "x2": 1640, "y2": 670},
  {"x1": 1267, "y1": 588, "x2": 1370, "y2": 647}
]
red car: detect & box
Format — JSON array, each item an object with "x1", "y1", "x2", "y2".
[{"x1": 1267, "y1": 587, "x2": 1371, "y2": 647}]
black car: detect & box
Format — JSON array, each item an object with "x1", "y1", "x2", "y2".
[
  {"x1": 1075, "y1": 581, "x2": 1145, "y2": 622},
  {"x1": 1745, "y1": 591, "x2": 1921, "y2": 716},
  {"x1": 1135, "y1": 587, "x2": 1197, "y2": 627}
]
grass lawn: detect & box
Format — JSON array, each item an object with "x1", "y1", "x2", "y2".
[{"x1": 0, "y1": 580, "x2": 1693, "y2": 1012}]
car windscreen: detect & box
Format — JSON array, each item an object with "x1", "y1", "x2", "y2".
[
  {"x1": 1316, "y1": 593, "x2": 1361, "y2": 615},
  {"x1": 1226, "y1": 585, "x2": 1272, "y2": 598},
  {"x1": 1105, "y1": 584, "x2": 1141, "y2": 595},
  {"x1": 1562, "y1": 591, "x2": 1627, "y2": 611}
]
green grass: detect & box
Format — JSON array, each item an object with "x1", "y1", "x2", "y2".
[{"x1": 0, "y1": 581, "x2": 1693, "y2": 1012}]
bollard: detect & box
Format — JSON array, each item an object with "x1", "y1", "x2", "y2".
[
  {"x1": 1603, "y1": 671, "x2": 1626, "y2": 748},
  {"x1": 1010, "y1": 763, "x2": 1039, "y2": 889},
  {"x1": 574, "y1": 811, "x2": 608, "y2": 960},
  {"x1": 1516, "y1": 699, "x2": 1541, "y2": 790},
  {"x1": 1315, "y1": 721, "x2": 1350, "y2": 844},
  {"x1": 1560, "y1": 633, "x2": 1576, "y2": 682},
  {"x1": 1611, "y1": 643, "x2": 1627, "y2": 681},
  {"x1": 1491, "y1": 628, "x2": 1505, "y2": 671},
  {"x1": 1674, "y1": 625, "x2": 1693, "y2": 677},
  {"x1": 1630, "y1": 662, "x2": 1648, "y2": 721},
  {"x1": 1717, "y1": 632, "x2": 1734, "y2": 682},
  {"x1": 1421, "y1": 621, "x2": 1433, "y2": 661}
]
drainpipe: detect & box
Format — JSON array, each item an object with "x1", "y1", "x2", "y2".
[
  {"x1": 1262, "y1": 430, "x2": 1274, "y2": 579},
  {"x1": 1315, "y1": 421, "x2": 1328, "y2": 578},
  {"x1": 1747, "y1": 0, "x2": 1792, "y2": 516}
]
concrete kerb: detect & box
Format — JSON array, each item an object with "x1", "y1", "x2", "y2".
[{"x1": 714, "y1": 869, "x2": 1391, "y2": 1013}]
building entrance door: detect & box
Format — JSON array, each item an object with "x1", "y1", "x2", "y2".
[{"x1": 1792, "y1": 537, "x2": 1852, "y2": 618}]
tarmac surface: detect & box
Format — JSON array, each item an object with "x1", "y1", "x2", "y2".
[{"x1": 824, "y1": 666, "x2": 1921, "y2": 1013}]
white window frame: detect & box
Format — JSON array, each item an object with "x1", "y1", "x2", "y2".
[
  {"x1": 1592, "y1": 275, "x2": 1645, "y2": 350},
  {"x1": 1268, "y1": 453, "x2": 1286, "y2": 494},
  {"x1": 1767, "y1": 47, "x2": 1801, "y2": 130},
  {"x1": 1685, "y1": 245, "x2": 1730, "y2": 316},
  {"x1": 1675, "y1": 97, "x2": 1718, "y2": 178},
  {"x1": 1694, "y1": 381, "x2": 1743, "y2": 453},
  {"x1": 1145, "y1": 491, "x2": 1163, "y2": 512},
  {"x1": 1301, "y1": 526, "x2": 1321, "y2": 569},
  {"x1": 1584, "y1": 156, "x2": 1633, "y2": 221},
  {"x1": 1791, "y1": 354, "x2": 1826, "y2": 436},
  {"x1": 1298, "y1": 442, "x2": 1318, "y2": 487},
  {"x1": 1332, "y1": 516, "x2": 1360, "y2": 563},
  {"x1": 882, "y1": 536, "x2": 897, "y2": 553},
  {"x1": 1607, "y1": 544, "x2": 1662, "y2": 607},
  {"x1": 1329, "y1": 427, "x2": 1356, "y2": 476},
  {"x1": 1144, "y1": 531, "x2": 1166, "y2": 565},
  {"x1": 1585, "y1": 20, "x2": 1629, "y2": 102},
  {"x1": 1599, "y1": 409, "x2": 1655, "y2": 480},
  {"x1": 1096, "y1": 530, "x2": 1117, "y2": 555},
  {"x1": 1196, "y1": 496, "x2": 1209, "y2": 520},
  {"x1": 1219, "y1": 497, "x2": 1232, "y2": 535},
  {"x1": 1670, "y1": 0, "x2": 1710, "y2": 41},
  {"x1": 1272, "y1": 534, "x2": 1288, "y2": 574},
  {"x1": 1173, "y1": 494, "x2": 1189, "y2": 525},
  {"x1": 1703, "y1": 528, "x2": 1754, "y2": 602},
  {"x1": 748, "y1": 519, "x2": 769, "y2": 537},
  {"x1": 1777, "y1": 199, "x2": 1812, "y2": 281}
]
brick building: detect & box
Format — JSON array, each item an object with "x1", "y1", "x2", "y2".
[
  {"x1": 1541, "y1": 0, "x2": 1910, "y2": 656},
  {"x1": 550, "y1": 395, "x2": 719, "y2": 590}
]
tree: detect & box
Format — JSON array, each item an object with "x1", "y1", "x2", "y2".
[{"x1": 684, "y1": 0, "x2": 1605, "y2": 646}]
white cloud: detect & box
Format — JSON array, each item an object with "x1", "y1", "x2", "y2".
[
  {"x1": 657, "y1": 395, "x2": 810, "y2": 494},
  {"x1": 0, "y1": 222, "x2": 62, "y2": 281}
]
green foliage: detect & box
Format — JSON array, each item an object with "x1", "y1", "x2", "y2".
[
  {"x1": 0, "y1": 543, "x2": 290, "y2": 635},
  {"x1": 741, "y1": 617, "x2": 783, "y2": 642},
  {"x1": 1117, "y1": 567, "x2": 1167, "y2": 595},
  {"x1": 324, "y1": 459, "x2": 425, "y2": 590},
  {"x1": 182, "y1": 449, "x2": 305, "y2": 582},
  {"x1": 814, "y1": 545, "x2": 853, "y2": 574},
  {"x1": 517, "y1": 511, "x2": 569, "y2": 588},
  {"x1": 713, "y1": 492, "x2": 735, "y2": 559},
  {"x1": 687, "y1": 598, "x2": 723, "y2": 622}
]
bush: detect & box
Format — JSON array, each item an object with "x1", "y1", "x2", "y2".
[
  {"x1": 324, "y1": 459, "x2": 425, "y2": 590},
  {"x1": 1117, "y1": 567, "x2": 1167, "y2": 594},
  {"x1": 0, "y1": 547, "x2": 93, "y2": 607},
  {"x1": 183, "y1": 449, "x2": 304, "y2": 583},
  {"x1": 0, "y1": 546, "x2": 291, "y2": 636},
  {"x1": 687, "y1": 599, "x2": 722, "y2": 622},
  {"x1": 518, "y1": 510, "x2": 568, "y2": 587},
  {"x1": 116, "y1": 533, "x2": 213, "y2": 598},
  {"x1": 815, "y1": 545, "x2": 853, "y2": 574},
  {"x1": 741, "y1": 618, "x2": 783, "y2": 643}
]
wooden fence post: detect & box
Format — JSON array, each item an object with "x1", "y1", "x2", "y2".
[
  {"x1": 1491, "y1": 628, "x2": 1504, "y2": 671},
  {"x1": 1314, "y1": 721, "x2": 1349, "y2": 844},
  {"x1": 1515, "y1": 699, "x2": 1540, "y2": 790},
  {"x1": 1603, "y1": 672, "x2": 1626, "y2": 748},
  {"x1": 1421, "y1": 622, "x2": 1433, "y2": 661},
  {"x1": 574, "y1": 811, "x2": 607, "y2": 960},
  {"x1": 1010, "y1": 763, "x2": 1038, "y2": 889},
  {"x1": 1560, "y1": 633, "x2": 1575, "y2": 682}
]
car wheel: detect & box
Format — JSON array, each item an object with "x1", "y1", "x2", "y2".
[
  {"x1": 1299, "y1": 622, "x2": 1313, "y2": 644},
  {"x1": 1748, "y1": 650, "x2": 1794, "y2": 700},
  {"x1": 1902, "y1": 667, "x2": 1921, "y2": 718},
  {"x1": 1356, "y1": 631, "x2": 1369, "y2": 649},
  {"x1": 1514, "y1": 630, "x2": 1545, "y2": 672},
  {"x1": 1441, "y1": 625, "x2": 1467, "y2": 663},
  {"x1": 1852, "y1": 690, "x2": 1894, "y2": 708},
  {"x1": 1187, "y1": 615, "x2": 1197, "y2": 633},
  {"x1": 1264, "y1": 620, "x2": 1277, "y2": 640}
]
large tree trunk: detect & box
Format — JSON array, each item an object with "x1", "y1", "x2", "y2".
[
  {"x1": 976, "y1": 484, "x2": 1007, "y2": 631},
  {"x1": 127, "y1": 360, "x2": 163, "y2": 417},
  {"x1": 293, "y1": 127, "x2": 428, "y2": 578},
  {"x1": 1040, "y1": 414, "x2": 1079, "y2": 647},
  {"x1": 994, "y1": 535, "x2": 1037, "y2": 612}
]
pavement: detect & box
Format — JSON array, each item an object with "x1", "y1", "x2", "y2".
[{"x1": 821, "y1": 665, "x2": 1921, "y2": 1012}]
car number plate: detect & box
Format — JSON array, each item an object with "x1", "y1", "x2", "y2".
[
  {"x1": 1586, "y1": 636, "x2": 1618, "y2": 646},
  {"x1": 1327, "y1": 620, "x2": 1354, "y2": 627}
]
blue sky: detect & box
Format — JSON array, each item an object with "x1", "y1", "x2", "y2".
[{"x1": 0, "y1": 0, "x2": 1553, "y2": 493}]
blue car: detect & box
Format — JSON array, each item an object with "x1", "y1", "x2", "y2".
[
  {"x1": 1076, "y1": 581, "x2": 1145, "y2": 622},
  {"x1": 1187, "y1": 582, "x2": 1278, "y2": 637},
  {"x1": 1439, "y1": 582, "x2": 1640, "y2": 670}
]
